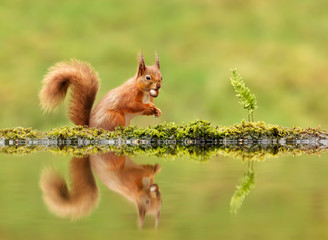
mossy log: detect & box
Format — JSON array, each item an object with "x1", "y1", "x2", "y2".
[{"x1": 0, "y1": 120, "x2": 327, "y2": 160}]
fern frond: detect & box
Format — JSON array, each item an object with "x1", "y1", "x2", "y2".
[{"x1": 230, "y1": 69, "x2": 257, "y2": 119}]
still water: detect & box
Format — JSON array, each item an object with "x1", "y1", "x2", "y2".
[{"x1": 0, "y1": 149, "x2": 328, "y2": 240}]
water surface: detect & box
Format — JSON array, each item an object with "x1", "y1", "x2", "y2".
[{"x1": 0, "y1": 146, "x2": 328, "y2": 240}]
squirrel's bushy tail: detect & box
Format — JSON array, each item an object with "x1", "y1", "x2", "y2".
[
  {"x1": 40, "y1": 157, "x2": 99, "y2": 220},
  {"x1": 39, "y1": 60, "x2": 99, "y2": 126}
]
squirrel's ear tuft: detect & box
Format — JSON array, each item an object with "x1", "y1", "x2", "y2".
[
  {"x1": 138, "y1": 51, "x2": 146, "y2": 77},
  {"x1": 155, "y1": 52, "x2": 160, "y2": 70}
]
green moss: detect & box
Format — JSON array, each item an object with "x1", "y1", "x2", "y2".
[
  {"x1": 1, "y1": 120, "x2": 327, "y2": 160},
  {"x1": 1, "y1": 120, "x2": 326, "y2": 140},
  {"x1": 0, "y1": 127, "x2": 43, "y2": 139}
]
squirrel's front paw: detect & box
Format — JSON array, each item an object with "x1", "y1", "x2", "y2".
[
  {"x1": 145, "y1": 104, "x2": 161, "y2": 117},
  {"x1": 154, "y1": 107, "x2": 162, "y2": 118}
]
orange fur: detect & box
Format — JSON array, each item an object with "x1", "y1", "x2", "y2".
[
  {"x1": 40, "y1": 53, "x2": 162, "y2": 130},
  {"x1": 90, "y1": 152, "x2": 162, "y2": 228},
  {"x1": 40, "y1": 157, "x2": 99, "y2": 220},
  {"x1": 40, "y1": 60, "x2": 99, "y2": 126},
  {"x1": 40, "y1": 153, "x2": 162, "y2": 227}
]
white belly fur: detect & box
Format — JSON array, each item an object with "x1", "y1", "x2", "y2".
[
  {"x1": 124, "y1": 92, "x2": 151, "y2": 125},
  {"x1": 124, "y1": 113, "x2": 138, "y2": 125},
  {"x1": 142, "y1": 92, "x2": 151, "y2": 104}
]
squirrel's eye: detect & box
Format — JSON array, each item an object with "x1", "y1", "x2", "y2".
[{"x1": 146, "y1": 75, "x2": 151, "y2": 80}]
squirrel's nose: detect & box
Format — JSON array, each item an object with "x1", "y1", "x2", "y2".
[{"x1": 155, "y1": 84, "x2": 161, "y2": 90}]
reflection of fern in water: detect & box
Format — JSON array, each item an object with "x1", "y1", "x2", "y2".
[
  {"x1": 230, "y1": 69, "x2": 257, "y2": 122},
  {"x1": 230, "y1": 167, "x2": 255, "y2": 214}
]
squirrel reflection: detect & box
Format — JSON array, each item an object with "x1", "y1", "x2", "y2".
[{"x1": 40, "y1": 152, "x2": 162, "y2": 227}]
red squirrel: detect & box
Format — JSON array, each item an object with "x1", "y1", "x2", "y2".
[{"x1": 40, "y1": 53, "x2": 162, "y2": 130}]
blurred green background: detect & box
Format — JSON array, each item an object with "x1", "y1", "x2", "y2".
[{"x1": 1, "y1": 0, "x2": 328, "y2": 130}]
